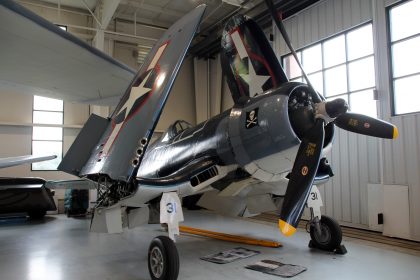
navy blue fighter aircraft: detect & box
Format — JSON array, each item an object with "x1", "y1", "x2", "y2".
[{"x1": 0, "y1": 1, "x2": 398, "y2": 279}]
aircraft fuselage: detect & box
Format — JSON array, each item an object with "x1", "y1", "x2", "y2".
[{"x1": 137, "y1": 82, "x2": 332, "y2": 186}]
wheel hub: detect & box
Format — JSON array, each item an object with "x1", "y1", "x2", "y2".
[
  {"x1": 314, "y1": 224, "x2": 331, "y2": 245},
  {"x1": 150, "y1": 246, "x2": 164, "y2": 278}
]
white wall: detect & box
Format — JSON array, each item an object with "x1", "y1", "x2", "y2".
[
  {"x1": 193, "y1": 55, "x2": 225, "y2": 123},
  {"x1": 273, "y1": 0, "x2": 420, "y2": 241},
  {"x1": 0, "y1": 92, "x2": 89, "y2": 180},
  {"x1": 159, "y1": 57, "x2": 196, "y2": 129}
]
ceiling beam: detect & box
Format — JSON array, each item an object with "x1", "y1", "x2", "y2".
[{"x1": 120, "y1": 0, "x2": 184, "y2": 18}]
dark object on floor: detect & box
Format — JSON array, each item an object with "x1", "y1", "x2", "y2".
[
  {"x1": 309, "y1": 215, "x2": 343, "y2": 251},
  {"x1": 64, "y1": 189, "x2": 89, "y2": 217},
  {"x1": 246, "y1": 259, "x2": 307, "y2": 277},
  {"x1": 308, "y1": 240, "x2": 348, "y2": 255},
  {"x1": 201, "y1": 247, "x2": 260, "y2": 264},
  {"x1": 0, "y1": 177, "x2": 56, "y2": 219},
  {"x1": 148, "y1": 236, "x2": 179, "y2": 280}
]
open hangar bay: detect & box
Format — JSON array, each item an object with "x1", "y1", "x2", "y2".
[{"x1": 0, "y1": 0, "x2": 420, "y2": 280}]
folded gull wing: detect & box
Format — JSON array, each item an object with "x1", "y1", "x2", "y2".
[
  {"x1": 0, "y1": 0, "x2": 136, "y2": 105},
  {"x1": 60, "y1": 5, "x2": 207, "y2": 182}
]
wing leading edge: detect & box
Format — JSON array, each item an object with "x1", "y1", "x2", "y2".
[
  {"x1": 0, "y1": 0, "x2": 136, "y2": 105},
  {"x1": 0, "y1": 155, "x2": 57, "y2": 169}
]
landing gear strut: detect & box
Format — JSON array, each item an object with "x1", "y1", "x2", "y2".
[
  {"x1": 307, "y1": 215, "x2": 347, "y2": 254},
  {"x1": 148, "y1": 236, "x2": 180, "y2": 280},
  {"x1": 306, "y1": 186, "x2": 346, "y2": 254}
]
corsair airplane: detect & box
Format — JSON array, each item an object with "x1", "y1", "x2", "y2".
[{"x1": 0, "y1": 1, "x2": 398, "y2": 279}]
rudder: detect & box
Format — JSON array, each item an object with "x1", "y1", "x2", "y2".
[{"x1": 221, "y1": 15, "x2": 288, "y2": 103}]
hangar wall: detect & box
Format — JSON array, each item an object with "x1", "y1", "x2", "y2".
[{"x1": 274, "y1": 0, "x2": 420, "y2": 241}]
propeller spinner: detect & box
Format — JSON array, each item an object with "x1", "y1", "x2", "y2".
[{"x1": 264, "y1": 0, "x2": 398, "y2": 236}]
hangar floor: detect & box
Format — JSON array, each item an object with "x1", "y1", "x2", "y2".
[{"x1": 0, "y1": 210, "x2": 419, "y2": 280}]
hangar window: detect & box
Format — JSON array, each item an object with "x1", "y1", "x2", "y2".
[
  {"x1": 282, "y1": 23, "x2": 377, "y2": 117},
  {"x1": 388, "y1": 0, "x2": 420, "y2": 115},
  {"x1": 32, "y1": 96, "x2": 63, "y2": 171}
]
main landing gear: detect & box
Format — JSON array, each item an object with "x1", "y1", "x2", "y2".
[
  {"x1": 307, "y1": 215, "x2": 347, "y2": 255},
  {"x1": 306, "y1": 186, "x2": 347, "y2": 254},
  {"x1": 148, "y1": 236, "x2": 180, "y2": 280}
]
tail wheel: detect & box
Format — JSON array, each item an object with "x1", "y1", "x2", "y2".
[
  {"x1": 148, "y1": 236, "x2": 179, "y2": 280},
  {"x1": 309, "y1": 215, "x2": 342, "y2": 251}
]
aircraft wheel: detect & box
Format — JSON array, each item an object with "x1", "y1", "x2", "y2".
[
  {"x1": 309, "y1": 215, "x2": 342, "y2": 251},
  {"x1": 148, "y1": 236, "x2": 179, "y2": 280}
]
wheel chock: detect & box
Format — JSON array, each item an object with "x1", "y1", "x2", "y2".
[
  {"x1": 334, "y1": 244, "x2": 347, "y2": 255},
  {"x1": 308, "y1": 240, "x2": 316, "y2": 248},
  {"x1": 308, "y1": 241, "x2": 348, "y2": 255}
]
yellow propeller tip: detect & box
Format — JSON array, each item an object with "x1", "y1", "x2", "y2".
[
  {"x1": 393, "y1": 126, "x2": 399, "y2": 139},
  {"x1": 278, "y1": 220, "x2": 297, "y2": 237}
]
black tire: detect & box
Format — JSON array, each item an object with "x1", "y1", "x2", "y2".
[
  {"x1": 309, "y1": 215, "x2": 342, "y2": 251},
  {"x1": 28, "y1": 210, "x2": 46, "y2": 220},
  {"x1": 148, "y1": 236, "x2": 179, "y2": 280}
]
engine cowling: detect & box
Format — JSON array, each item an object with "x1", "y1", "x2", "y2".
[{"x1": 226, "y1": 83, "x2": 334, "y2": 182}]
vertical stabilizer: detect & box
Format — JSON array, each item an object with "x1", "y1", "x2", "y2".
[{"x1": 221, "y1": 15, "x2": 288, "y2": 103}]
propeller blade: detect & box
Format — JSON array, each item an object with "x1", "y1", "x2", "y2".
[
  {"x1": 279, "y1": 119, "x2": 325, "y2": 236},
  {"x1": 334, "y1": 113, "x2": 398, "y2": 139}
]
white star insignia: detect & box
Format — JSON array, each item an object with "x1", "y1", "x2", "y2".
[
  {"x1": 102, "y1": 71, "x2": 153, "y2": 155},
  {"x1": 239, "y1": 60, "x2": 270, "y2": 97}
]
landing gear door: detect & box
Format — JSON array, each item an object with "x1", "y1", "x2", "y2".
[
  {"x1": 307, "y1": 185, "x2": 323, "y2": 220},
  {"x1": 160, "y1": 192, "x2": 184, "y2": 241}
]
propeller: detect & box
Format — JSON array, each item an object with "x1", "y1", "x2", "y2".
[
  {"x1": 334, "y1": 113, "x2": 398, "y2": 139},
  {"x1": 264, "y1": 0, "x2": 399, "y2": 236},
  {"x1": 279, "y1": 118, "x2": 324, "y2": 236}
]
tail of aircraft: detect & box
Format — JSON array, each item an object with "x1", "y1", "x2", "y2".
[
  {"x1": 220, "y1": 15, "x2": 288, "y2": 103},
  {"x1": 59, "y1": 5, "x2": 207, "y2": 183}
]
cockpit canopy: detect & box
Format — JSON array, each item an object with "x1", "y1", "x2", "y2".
[{"x1": 162, "y1": 120, "x2": 192, "y2": 142}]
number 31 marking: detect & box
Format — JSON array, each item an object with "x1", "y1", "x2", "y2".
[{"x1": 166, "y1": 202, "x2": 177, "y2": 213}]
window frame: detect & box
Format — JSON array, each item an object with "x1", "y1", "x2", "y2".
[
  {"x1": 31, "y1": 96, "x2": 64, "y2": 171},
  {"x1": 387, "y1": 0, "x2": 420, "y2": 116},
  {"x1": 281, "y1": 21, "x2": 377, "y2": 117}
]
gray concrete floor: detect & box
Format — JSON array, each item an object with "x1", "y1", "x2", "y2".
[{"x1": 1, "y1": 210, "x2": 419, "y2": 280}]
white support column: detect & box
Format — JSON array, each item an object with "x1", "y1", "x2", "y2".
[
  {"x1": 92, "y1": 0, "x2": 121, "y2": 51},
  {"x1": 194, "y1": 56, "x2": 225, "y2": 124},
  {"x1": 194, "y1": 58, "x2": 210, "y2": 123}
]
